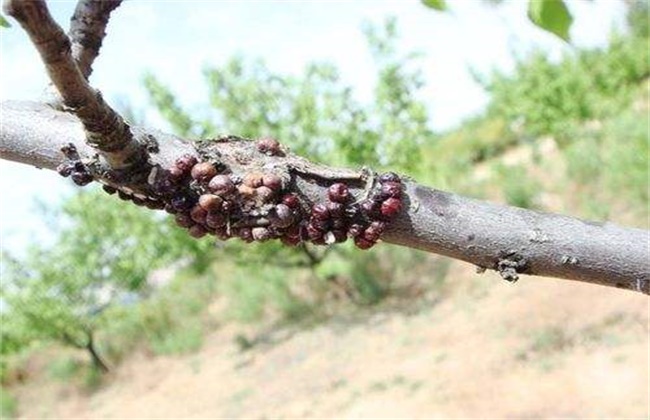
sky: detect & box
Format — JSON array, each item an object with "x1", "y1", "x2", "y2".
[{"x1": 0, "y1": 0, "x2": 628, "y2": 257}]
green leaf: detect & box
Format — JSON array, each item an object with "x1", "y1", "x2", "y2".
[
  {"x1": 0, "y1": 14, "x2": 10, "y2": 28},
  {"x1": 528, "y1": 0, "x2": 573, "y2": 42},
  {"x1": 421, "y1": 0, "x2": 447, "y2": 12}
]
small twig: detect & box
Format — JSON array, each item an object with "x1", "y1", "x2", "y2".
[
  {"x1": 3, "y1": 0, "x2": 145, "y2": 170},
  {"x1": 69, "y1": 0, "x2": 123, "y2": 79}
]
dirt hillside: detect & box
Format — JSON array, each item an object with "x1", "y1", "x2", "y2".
[{"x1": 12, "y1": 261, "x2": 649, "y2": 419}]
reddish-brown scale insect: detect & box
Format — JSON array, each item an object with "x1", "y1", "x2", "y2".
[
  {"x1": 378, "y1": 172, "x2": 400, "y2": 184},
  {"x1": 171, "y1": 195, "x2": 194, "y2": 211},
  {"x1": 381, "y1": 197, "x2": 402, "y2": 218},
  {"x1": 281, "y1": 236, "x2": 301, "y2": 246},
  {"x1": 380, "y1": 182, "x2": 402, "y2": 199},
  {"x1": 102, "y1": 185, "x2": 117, "y2": 195},
  {"x1": 56, "y1": 163, "x2": 73, "y2": 177},
  {"x1": 348, "y1": 224, "x2": 364, "y2": 237},
  {"x1": 281, "y1": 193, "x2": 300, "y2": 209},
  {"x1": 330, "y1": 230, "x2": 348, "y2": 243},
  {"x1": 360, "y1": 199, "x2": 379, "y2": 217},
  {"x1": 175, "y1": 213, "x2": 194, "y2": 228},
  {"x1": 238, "y1": 227, "x2": 254, "y2": 243},
  {"x1": 256, "y1": 137, "x2": 281, "y2": 155},
  {"x1": 354, "y1": 236, "x2": 375, "y2": 250},
  {"x1": 328, "y1": 183, "x2": 350, "y2": 203},
  {"x1": 71, "y1": 171, "x2": 93, "y2": 186},
  {"x1": 168, "y1": 165, "x2": 184, "y2": 180},
  {"x1": 326, "y1": 202, "x2": 344, "y2": 218},
  {"x1": 262, "y1": 173, "x2": 283, "y2": 191},
  {"x1": 311, "y1": 203, "x2": 330, "y2": 221},
  {"x1": 175, "y1": 155, "x2": 198, "y2": 173},
  {"x1": 310, "y1": 218, "x2": 330, "y2": 231},
  {"x1": 306, "y1": 223, "x2": 324, "y2": 240}
]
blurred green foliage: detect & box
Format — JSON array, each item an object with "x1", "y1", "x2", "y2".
[
  {"x1": 482, "y1": 24, "x2": 649, "y2": 145},
  {"x1": 1, "y1": 190, "x2": 214, "y2": 378}
]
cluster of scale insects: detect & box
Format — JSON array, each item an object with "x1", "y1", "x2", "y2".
[{"x1": 57, "y1": 138, "x2": 404, "y2": 250}]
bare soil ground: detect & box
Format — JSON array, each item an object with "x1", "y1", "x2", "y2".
[{"x1": 11, "y1": 261, "x2": 649, "y2": 419}]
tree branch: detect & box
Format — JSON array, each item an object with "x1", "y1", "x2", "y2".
[
  {"x1": 68, "y1": 0, "x2": 123, "y2": 80},
  {"x1": 2, "y1": 100, "x2": 648, "y2": 295},
  {"x1": 3, "y1": 0, "x2": 145, "y2": 170}
]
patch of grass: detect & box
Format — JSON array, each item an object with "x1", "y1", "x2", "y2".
[
  {"x1": 47, "y1": 356, "x2": 82, "y2": 382},
  {"x1": 149, "y1": 320, "x2": 203, "y2": 355},
  {"x1": 530, "y1": 327, "x2": 572, "y2": 354},
  {"x1": 82, "y1": 366, "x2": 104, "y2": 392},
  {"x1": 220, "y1": 266, "x2": 313, "y2": 323},
  {"x1": 0, "y1": 387, "x2": 17, "y2": 419},
  {"x1": 493, "y1": 163, "x2": 541, "y2": 209},
  {"x1": 230, "y1": 388, "x2": 253, "y2": 405},
  {"x1": 564, "y1": 102, "x2": 649, "y2": 223}
]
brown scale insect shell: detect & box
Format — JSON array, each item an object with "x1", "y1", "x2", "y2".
[
  {"x1": 57, "y1": 163, "x2": 73, "y2": 177},
  {"x1": 168, "y1": 165, "x2": 184, "y2": 180},
  {"x1": 102, "y1": 185, "x2": 117, "y2": 195},
  {"x1": 237, "y1": 227, "x2": 254, "y2": 243},
  {"x1": 190, "y1": 205, "x2": 208, "y2": 224},
  {"x1": 311, "y1": 236, "x2": 327, "y2": 246},
  {"x1": 206, "y1": 212, "x2": 227, "y2": 228},
  {"x1": 71, "y1": 171, "x2": 93, "y2": 186},
  {"x1": 208, "y1": 175, "x2": 235, "y2": 196},
  {"x1": 362, "y1": 228, "x2": 381, "y2": 243},
  {"x1": 243, "y1": 172, "x2": 264, "y2": 188},
  {"x1": 238, "y1": 185, "x2": 256, "y2": 198},
  {"x1": 190, "y1": 162, "x2": 217, "y2": 183},
  {"x1": 198, "y1": 194, "x2": 223, "y2": 213},
  {"x1": 256, "y1": 186, "x2": 275, "y2": 203},
  {"x1": 188, "y1": 224, "x2": 207, "y2": 238},
  {"x1": 174, "y1": 213, "x2": 194, "y2": 228}
]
